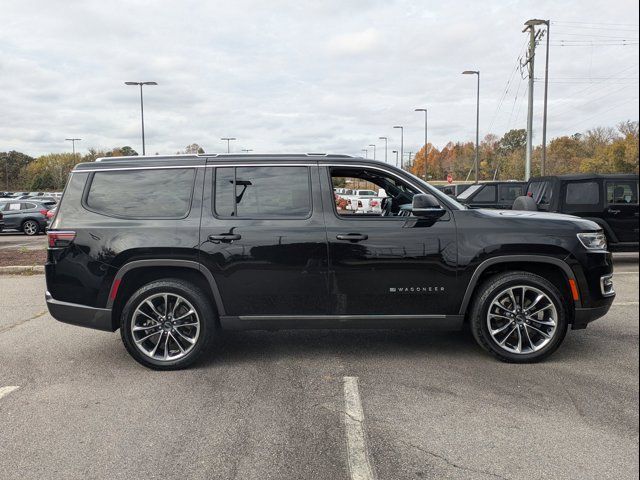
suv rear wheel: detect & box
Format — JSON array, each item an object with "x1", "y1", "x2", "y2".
[
  {"x1": 470, "y1": 272, "x2": 568, "y2": 363},
  {"x1": 120, "y1": 279, "x2": 216, "y2": 370}
]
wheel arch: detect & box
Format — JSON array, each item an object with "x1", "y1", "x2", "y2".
[
  {"x1": 108, "y1": 260, "x2": 225, "y2": 331},
  {"x1": 459, "y1": 255, "x2": 580, "y2": 319}
]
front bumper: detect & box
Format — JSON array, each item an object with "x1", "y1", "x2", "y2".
[
  {"x1": 572, "y1": 298, "x2": 614, "y2": 330},
  {"x1": 46, "y1": 291, "x2": 115, "y2": 332}
]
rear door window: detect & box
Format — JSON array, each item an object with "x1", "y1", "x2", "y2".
[
  {"x1": 499, "y1": 184, "x2": 524, "y2": 202},
  {"x1": 85, "y1": 168, "x2": 196, "y2": 218},
  {"x1": 214, "y1": 166, "x2": 311, "y2": 218},
  {"x1": 606, "y1": 181, "x2": 638, "y2": 204},
  {"x1": 565, "y1": 181, "x2": 600, "y2": 205}
]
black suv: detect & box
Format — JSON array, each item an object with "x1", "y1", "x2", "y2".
[
  {"x1": 46, "y1": 154, "x2": 615, "y2": 369},
  {"x1": 517, "y1": 174, "x2": 639, "y2": 252},
  {"x1": 456, "y1": 181, "x2": 526, "y2": 209}
]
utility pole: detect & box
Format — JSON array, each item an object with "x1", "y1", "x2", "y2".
[
  {"x1": 462, "y1": 71, "x2": 480, "y2": 183},
  {"x1": 541, "y1": 20, "x2": 550, "y2": 176},
  {"x1": 378, "y1": 137, "x2": 388, "y2": 163},
  {"x1": 523, "y1": 19, "x2": 546, "y2": 180},
  {"x1": 65, "y1": 138, "x2": 81, "y2": 156}
]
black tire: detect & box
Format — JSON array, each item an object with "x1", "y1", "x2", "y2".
[
  {"x1": 22, "y1": 219, "x2": 40, "y2": 236},
  {"x1": 470, "y1": 271, "x2": 568, "y2": 363},
  {"x1": 120, "y1": 279, "x2": 217, "y2": 370}
]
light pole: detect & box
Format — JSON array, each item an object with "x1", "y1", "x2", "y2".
[
  {"x1": 221, "y1": 137, "x2": 236, "y2": 153},
  {"x1": 392, "y1": 150, "x2": 399, "y2": 167},
  {"x1": 124, "y1": 81, "x2": 157, "y2": 155},
  {"x1": 65, "y1": 138, "x2": 81, "y2": 156},
  {"x1": 378, "y1": 136, "x2": 388, "y2": 163},
  {"x1": 368, "y1": 144, "x2": 376, "y2": 160},
  {"x1": 393, "y1": 126, "x2": 404, "y2": 169},
  {"x1": 415, "y1": 108, "x2": 428, "y2": 179},
  {"x1": 462, "y1": 70, "x2": 480, "y2": 183},
  {"x1": 361, "y1": 148, "x2": 368, "y2": 158}
]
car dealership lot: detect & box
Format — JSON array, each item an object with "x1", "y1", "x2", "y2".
[{"x1": 0, "y1": 260, "x2": 638, "y2": 480}]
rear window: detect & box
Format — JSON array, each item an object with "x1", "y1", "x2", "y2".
[
  {"x1": 565, "y1": 181, "x2": 600, "y2": 205},
  {"x1": 85, "y1": 168, "x2": 195, "y2": 218},
  {"x1": 214, "y1": 166, "x2": 311, "y2": 218}
]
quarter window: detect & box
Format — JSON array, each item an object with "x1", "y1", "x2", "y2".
[
  {"x1": 214, "y1": 166, "x2": 311, "y2": 218},
  {"x1": 565, "y1": 182, "x2": 600, "y2": 205},
  {"x1": 85, "y1": 168, "x2": 195, "y2": 218},
  {"x1": 499, "y1": 184, "x2": 524, "y2": 202}
]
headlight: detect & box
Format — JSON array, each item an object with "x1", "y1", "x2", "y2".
[{"x1": 577, "y1": 232, "x2": 607, "y2": 251}]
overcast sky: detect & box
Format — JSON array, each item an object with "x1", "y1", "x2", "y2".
[{"x1": 1, "y1": 0, "x2": 638, "y2": 158}]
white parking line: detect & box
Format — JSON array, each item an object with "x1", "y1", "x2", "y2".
[
  {"x1": 614, "y1": 271, "x2": 639, "y2": 275},
  {"x1": 613, "y1": 302, "x2": 640, "y2": 306},
  {"x1": 343, "y1": 376, "x2": 375, "y2": 480},
  {"x1": 0, "y1": 385, "x2": 20, "y2": 400}
]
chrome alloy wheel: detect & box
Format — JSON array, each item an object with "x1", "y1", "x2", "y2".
[
  {"x1": 131, "y1": 293, "x2": 200, "y2": 362},
  {"x1": 486, "y1": 285, "x2": 558, "y2": 354}
]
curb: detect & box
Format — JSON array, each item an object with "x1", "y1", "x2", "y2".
[{"x1": 0, "y1": 265, "x2": 45, "y2": 275}]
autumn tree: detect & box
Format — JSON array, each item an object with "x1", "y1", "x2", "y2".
[
  {"x1": 23, "y1": 153, "x2": 81, "y2": 190},
  {"x1": 0, "y1": 151, "x2": 34, "y2": 190}
]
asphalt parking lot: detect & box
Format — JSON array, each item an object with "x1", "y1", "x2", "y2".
[
  {"x1": 0, "y1": 258, "x2": 638, "y2": 480},
  {"x1": 0, "y1": 231, "x2": 46, "y2": 250}
]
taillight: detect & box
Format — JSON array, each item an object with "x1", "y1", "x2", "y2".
[
  {"x1": 39, "y1": 209, "x2": 48, "y2": 216},
  {"x1": 48, "y1": 230, "x2": 76, "y2": 248},
  {"x1": 370, "y1": 200, "x2": 379, "y2": 207}
]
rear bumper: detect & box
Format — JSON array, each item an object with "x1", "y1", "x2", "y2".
[
  {"x1": 46, "y1": 291, "x2": 115, "y2": 332},
  {"x1": 572, "y1": 299, "x2": 614, "y2": 330}
]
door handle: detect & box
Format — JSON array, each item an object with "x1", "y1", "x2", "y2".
[
  {"x1": 336, "y1": 233, "x2": 368, "y2": 242},
  {"x1": 208, "y1": 233, "x2": 241, "y2": 243}
]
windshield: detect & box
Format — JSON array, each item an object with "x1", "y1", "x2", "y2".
[{"x1": 456, "y1": 184, "x2": 483, "y2": 200}]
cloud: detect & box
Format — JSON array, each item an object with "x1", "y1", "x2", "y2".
[{"x1": 327, "y1": 28, "x2": 382, "y2": 56}]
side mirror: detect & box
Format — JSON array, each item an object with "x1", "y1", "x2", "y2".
[{"x1": 411, "y1": 194, "x2": 446, "y2": 219}]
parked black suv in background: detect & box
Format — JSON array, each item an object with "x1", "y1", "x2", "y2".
[
  {"x1": 515, "y1": 174, "x2": 639, "y2": 252},
  {"x1": 46, "y1": 154, "x2": 615, "y2": 369},
  {"x1": 456, "y1": 181, "x2": 526, "y2": 209}
]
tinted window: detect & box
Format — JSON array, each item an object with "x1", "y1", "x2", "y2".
[
  {"x1": 86, "y1": 168, "x2": 195, "y2": 218},
  {"x1": 606, "y1": 181, "x2": 638, "y2": 204},
  {"x1": 499, "y1": 184, "x2": 524, "y2": 202},
  {"x1": 472, "y1": 185, "x2": 496, "y2": 203},
  {"x1": 565, "y1": 182, "x2": 600, "y2": 205},
  {"x1": 214, "y1": 166, "x2": 311, "y2": 218},
  {"x1": 21, "y1": 203, "x2": 37, "y2": 210},
  {"x1": 456, "y1": 184, "x2": 482, "y2": 200}
]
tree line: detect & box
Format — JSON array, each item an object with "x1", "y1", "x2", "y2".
[
  {"x1": 408, "y1": 120, "x2": 638, "y2": 182},
  {"x1": 1, "y1": 122, "x2": 638, "y2": 191}
]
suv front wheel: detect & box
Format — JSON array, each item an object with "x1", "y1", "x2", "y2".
[
  {"x1": 470, "y1": 272, "x2": 568, "y2": 363},
  {"x1": 120, "y1": 279, "x2": 216, "y2": 370}
]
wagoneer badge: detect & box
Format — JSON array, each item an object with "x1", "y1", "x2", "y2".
[{"x1": 389, "y1": 286, "x2": 445, "y2": 293}]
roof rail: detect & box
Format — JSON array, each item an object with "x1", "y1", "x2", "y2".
[{"x1": 96, "y1": 154, "x2": 197, "y2": 162}]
